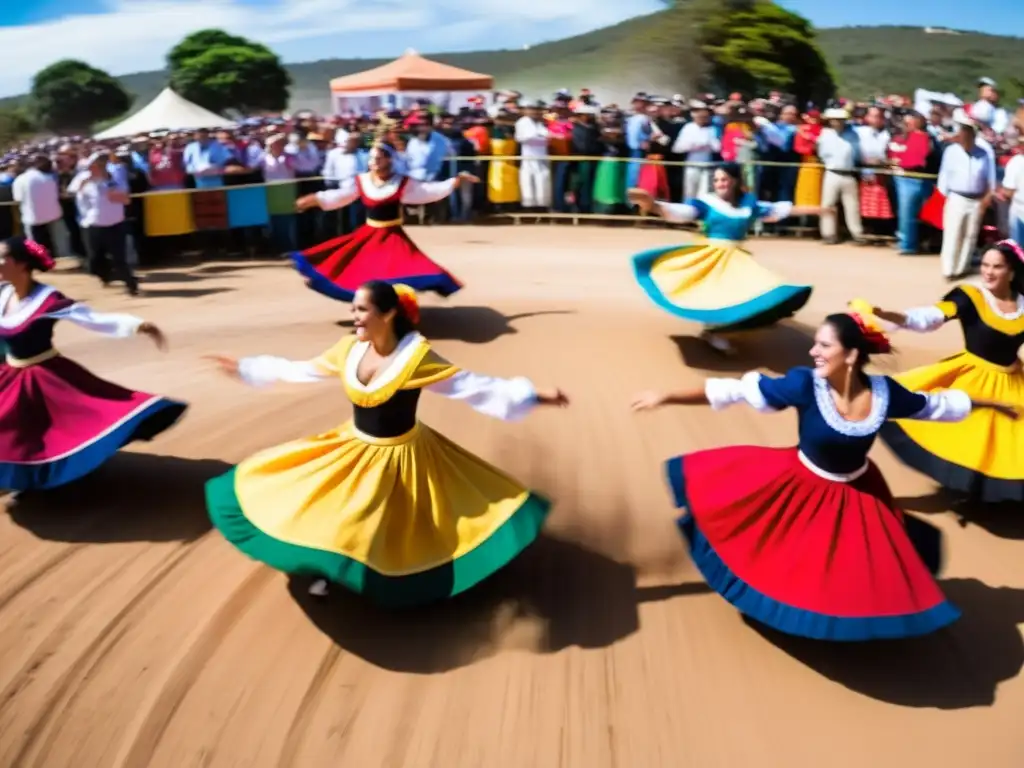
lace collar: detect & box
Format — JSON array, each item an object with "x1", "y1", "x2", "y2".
[
  {"x1": 978, "y1": 284, "x2": 1024, "y2": 320},
  {"x1": 812, "y1": 374, "x2": 888, "y2": 437}
]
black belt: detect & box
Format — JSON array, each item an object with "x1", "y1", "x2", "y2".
[
  {"x1": 950, "y1": 191, "x2": 984, "y2": 200},
  {"x1": 826, "y1": 169, "x2": 857, "y2": 176}
]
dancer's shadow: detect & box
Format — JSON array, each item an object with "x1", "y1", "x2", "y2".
[
  {"x1": 671, "y1": 321, "x2": 814, "y2": 375},
  {"x1": 6, "y1": 452, "x2": 224, "y2": 543},
  {"x1": 138, "y1": 271, "x2": 206, "y2": 285},
  {"x1": 140, "y1": 287, "x2": 235, "y2": 300},
  {"x1": 289, "y1": 532, "x2": 701, "y2": 675},
  {"x1": 335, "y1": 307, "x2": 575, "y2": 344},
  {"x1": 746, "y1": 578, "x2": 1024, "y2": 709},
  {"x1": 896, "y1": 491, "x2": 1024, "y2": 541}
]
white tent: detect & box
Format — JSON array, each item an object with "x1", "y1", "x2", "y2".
[{"x1": 93, "y1": 87, "x2": 235, "y2": 139}]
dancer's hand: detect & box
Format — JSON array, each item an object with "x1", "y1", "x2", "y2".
[
  {"x1": 204, "y1": 354, "x2": 241, "y2": 379},
  {"x1": 536, "y1": 388, "x2": 569, "y2": 407},
  {"x1": 137, "y1": 322, "x2": 167, "y2": 351},
  {"x1": 627, "y1": 188, "x2": 655, "y2": 214},
  {"x1": 457, "y1": 172, "x2": 481, "y2": 185},
  {"x1": 295, "y1": 194, "x2": 321, "y2": 212},
  {"x1": 630, "y1": 391, "x2": 667, "y2": 411},
  {"x1": 990, "y1": 403, "x2": 1021, "y2": 420}
]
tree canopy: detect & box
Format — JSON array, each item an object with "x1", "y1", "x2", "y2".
[
  {"x1": 29, "y1": 59, "x2": 132, "y2": 132},
  {"x1": 0, "y1": 106, "x2": 36, "y2": 149},
  {"x1": 662, "y1": 0, "x2": 836, "y2": 106},
  {"x1": 167, "y1": 30, "x2": 291, "y2": 114}
]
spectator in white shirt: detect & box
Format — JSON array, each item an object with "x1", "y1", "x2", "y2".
[
  {"x1": 936, "y1": 111, "x2": 997, "y2": 280},
  {"x1": 67, "y1": 151, "x2": 138, "y2": 295},
  {"x1": 514, "y1": 100, "x2": 551, "y2": 209},
  {"x1": 1001, "y1": 152, "x2": 1024, "y2": 245},
  {"x1": 816, "y1": 108, "x2": 866, "y2": 245},
  {"x1": 12, "y1": 155, "x2": 63, "y2": 254},
  {"x1": 672, "y1": 101, "x2": 719, "y2": 200},
  {"x1": 972, "y1": 78, "x2": 1010, "y2": 135}
]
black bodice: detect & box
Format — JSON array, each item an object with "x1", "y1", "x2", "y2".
[
  {"x1": 352, "y1": 388, "x2": 422, "y2": 437},
  {"x1": 949, "y1": 288, "x2": 1024, "y2": 367},
  {"x1": 0, "y1": 319, "x2": 57, "y2": 360},
  {"x1": 364, "y1": 199, "x2": 402, "y2": 222}
]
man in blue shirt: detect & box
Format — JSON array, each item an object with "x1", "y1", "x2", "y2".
[{"x1": 183, "y1": 129, "x2": 230, "y2": 188}]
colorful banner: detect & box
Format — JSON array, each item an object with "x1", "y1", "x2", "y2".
[
  {"x1": 143, "y1": 192, "x2": 195, "y2": 237},
  {"x1": 265, "y1": 181, "x2": 298, "y2": 216},
  {"x1": 192, "y1": 189, "x2": 228, "y2": 230},
  {"x1": 226, "y1": 187, "x2": 270, "y2": 228}
]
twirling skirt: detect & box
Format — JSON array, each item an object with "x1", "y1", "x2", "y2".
[
  {"x1": 289, "y1": 224, "x2": 463, "y2": 303},
  {"x1": 666, "y1": 445, "x2": 959, "y2": 641},
  {"x1": 632, "y1": 241, "x2": 812, "y2": 332},
  {"x1": 0, "y1": 355, "x2": 187, "y2": 491},
  {"x1": 881, "y1": 351, "x2": 1024, "y2": 502},
  {"x1": 206, "y1": 420, "x2": 550, "y2": 607}
]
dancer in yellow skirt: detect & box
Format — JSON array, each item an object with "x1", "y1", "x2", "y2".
[
  {"x1": 204, "y1": 281, "x2": 569, "y2": 605},
  {"x1": 865, "y1": 239, "x2": 1024, "y2": 502},
  {"x1": 629, "y1": 163, "x2": 825, "y2": 354}
]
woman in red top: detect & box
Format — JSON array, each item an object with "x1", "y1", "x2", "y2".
[
  {"x1": 793, "y1": 109, "x2": 823, "y2": 207},
  {"x1": 889, "y1": 111, "x2": 934, "y2": 255},
  {"x1": 147, "y1": 139, "x2": 186, "y2": 191}
]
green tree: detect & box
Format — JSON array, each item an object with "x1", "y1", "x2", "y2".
[
  {"x1": 663, "y1": 0, "x2": 836, "y2": 106},
  {"x1": 29, "y1": 60, "x2": 132, "y2": 132},
  {"x1": 0, "y1": 106, "x2": 36, "y2": 148},
  {"x1": 167, "y1": 30, "x2": 291, "y2": 114}
]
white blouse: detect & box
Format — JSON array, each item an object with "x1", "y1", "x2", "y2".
[
  {"x1": 0, "y1": 283, "x2": 143, "y2": 337},
  {"x1": 236, "y1": 331, "x2": 538, "y2": 422},
  {"x1": 314, "y1": 173, "x2": 458, "y2": 211}
]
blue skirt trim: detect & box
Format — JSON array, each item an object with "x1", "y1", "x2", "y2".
[
  {"x1": 665, "y1": 456, "x2": 961, "y2": 642},
  {"x1": 632, "y1": 246, "x2": 811, "y2": 327},
  {"x1": 0, "y1": 398, "x2": 187, "y2": 492},
  {"x1": 289, "y1": 252, "x2": 463, "y2": 304}
]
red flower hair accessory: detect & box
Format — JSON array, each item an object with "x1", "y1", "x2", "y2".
[
  {"x1": 24, "y1": 239, "x2": 56, "y2": 272},
  {"x1": 392, "y1": 283, "x2": 420, "y2": 325},
  {"x1": 847, "y1": 312, "x2": 892, "y2": 354}
]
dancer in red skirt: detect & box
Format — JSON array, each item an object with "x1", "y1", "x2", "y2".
[
  {"x1": 630, "y1": 311, "x2": 1019, "y2": 641},
  {"x1": 0, "y1": 237, "x2": 186, "y2": 495},
  {"x1": 292, "y1": 141, "x2": 479, "y2": 302}
]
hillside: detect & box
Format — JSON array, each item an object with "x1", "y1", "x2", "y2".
[{"x1": 3, "y1": 15, "x2": 1022, "y2": 118}]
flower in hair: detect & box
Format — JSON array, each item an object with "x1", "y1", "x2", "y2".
[
  {"x1": 24, "y1": 239, "x2": 55, "y2": 271},
  {"x1": 392, "y1": 283, "x2": 420, "y2": 325},
  {"x1": 847, "y1": 311, "x2": 892, "y2": 354}
]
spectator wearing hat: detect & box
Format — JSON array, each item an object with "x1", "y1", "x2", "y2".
[
  {"x1": 817, "y1": 107, "x2": 866, "y2": 245},
  {"x1": 973, "y1": 78, "x2": 1010, "y2": 135},
  {"x1": 936, "y1": 110, "x2": 997, "y2": 279},
  {"x1": 514, "y1": 100, "x2": 552, "y2": 210},
  {"x1": 673, "y1": 100, "x2": 719, "y2": 200},
  {"x1": 12, "y1": 155, "x2": 63, "y2": 254},
  {"x1": 67, "y1": 151, "x2": 138, "y2": 295},
  {"x1": 624, "y1": 93, "x2": 651, "y2": 192},
  {"x1": 488, "y1": 108, "x2": 520, "y2": 209},
  {"x1": 854, "y1": 106, "x2": 895, "y2": 232}
]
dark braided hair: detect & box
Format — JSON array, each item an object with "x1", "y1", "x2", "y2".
[{"x1": 361, "y1": 280, "x2": 416, "y2": 339}]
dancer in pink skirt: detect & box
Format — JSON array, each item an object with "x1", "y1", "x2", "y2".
[{"x1": 0, "y1": 237, "x2": 187, "y2": 494}]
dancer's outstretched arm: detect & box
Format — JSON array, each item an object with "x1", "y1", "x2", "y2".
[
  {"x1": 296, "y1": 177, "x2": 359, "y2": 212},
  {"x1": 205, "y1": 353, "x2": 336, "y2": 387},
  {"x1": 627, "y1": 188, "x2": 700, "y2": 223},
  {"x1": 46, "y1": 304, "x2": 166, "y2": 350},
  {"x1": 632, "y1": 371, "x2": 784, "y2": 413},
  {"x1": 871, "y1": 304, "x2": 951, "y2": 333},
  {"x1": 403, "y1": 173, "x2": 480, "y2": 206}
]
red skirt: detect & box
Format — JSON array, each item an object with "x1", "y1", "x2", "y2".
[
  {"x1": 637, "y1": 159, "x2": 670, "y2": 200},
  {"x1": 859, "y1": 177, "x2": 894, "y2": 219},
  {"x1": 919, "y1": 189, "x2": 946, "y2": 230},
  {"x1": 666, "y1": 445, "x2": 959, "y2": 641},
  {"x1": 289, "y1": 224, "x2": 463, "y2": 303}
]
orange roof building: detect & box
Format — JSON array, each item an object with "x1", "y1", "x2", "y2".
[{"x1": 329, "y1": 50, "x2": 494, "y2": 114}]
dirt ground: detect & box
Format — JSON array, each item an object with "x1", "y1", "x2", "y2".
[{"x1": 1, "y1": 225, "x2": 1023, "y2": 768}]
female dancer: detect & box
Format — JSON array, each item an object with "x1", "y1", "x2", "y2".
[
  {"x1": 291, "y1": 140, "x2": 479, "y2": 303},
  {"x1": 869, "y1": 239, "x2": 1024, "y2": 502},
  {"x1": 630, "y1": 311, "x2": 1017, "y2": 641},
  {"x1": 0, "y1": 237, "x2": 185, "y2": 493},
  {"x1": 205, "y1": 281, "x2": 568, "y2": 606},
  {"x1": 628, "y1": 163, "x2": 823, "y2": 355}
]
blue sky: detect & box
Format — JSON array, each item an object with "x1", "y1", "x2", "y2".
[{"x1": 0, "y1": 0, "x2": 1020, "y2": 97}]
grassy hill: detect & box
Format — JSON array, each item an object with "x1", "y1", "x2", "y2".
[{"x1": 3, "y1": 14, "x2": 1022, "y2": 119}]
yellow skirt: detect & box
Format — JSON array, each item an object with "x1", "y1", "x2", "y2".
[
  {"x1": 631, "y1": 242, "x2": 812, "y2": 332},
  {"x1": 488, "y1": 138, "x2": 520, "y2": 204},
  {"x1": 206, "y1": 420, "x2": 549, "y2": 605},
  {"x1": 794, "y1": 157, "x2": 823, "y2": 208},
  {"x1": 881, "y1": 351, "x2": 1024, "y2": 502}
]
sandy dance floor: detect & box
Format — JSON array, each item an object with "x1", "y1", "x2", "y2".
[{"x1": 1, "y1": 226, "x2": 1023, "y2": 768}]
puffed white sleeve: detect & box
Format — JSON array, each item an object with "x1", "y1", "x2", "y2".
[
  {"x1": 49, "y1": 303, "x2": 143, "y2": 337},
  {"x1": 704, "y1": 371, "x2": 777, "y2": 413},
  {"x1": 315, "y1": 178, "x2": 359, "y2": 210},
  {"x1": 755, "y1": 200, "x2": 794, "y2": 221},
  {"x1": 425, "y1": 369, "x2": 538, "y2": 421},
  {"x1": 402, "y1": 177, "x2": 458, "y2": 205},
  {"x1": 236, "y1": 356, "x2": 335, "y2": 388},
  {"x1": 655, "y1": 201, "x2": 700, "y2": 223},
  {"x1": 901, "y1": 306, "x2": 947, "y2": 332},
  {"x1": 908, "y1": 390, "x2": 973, "y2": 422}
]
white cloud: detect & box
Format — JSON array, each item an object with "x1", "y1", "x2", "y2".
[{"x1": 0, "y1": 0, "x2": 660, "y2": 97}]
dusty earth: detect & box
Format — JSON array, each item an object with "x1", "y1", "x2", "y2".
[{"x1": 1, "y1": 225, "x2": 1023, "y2": 768}]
